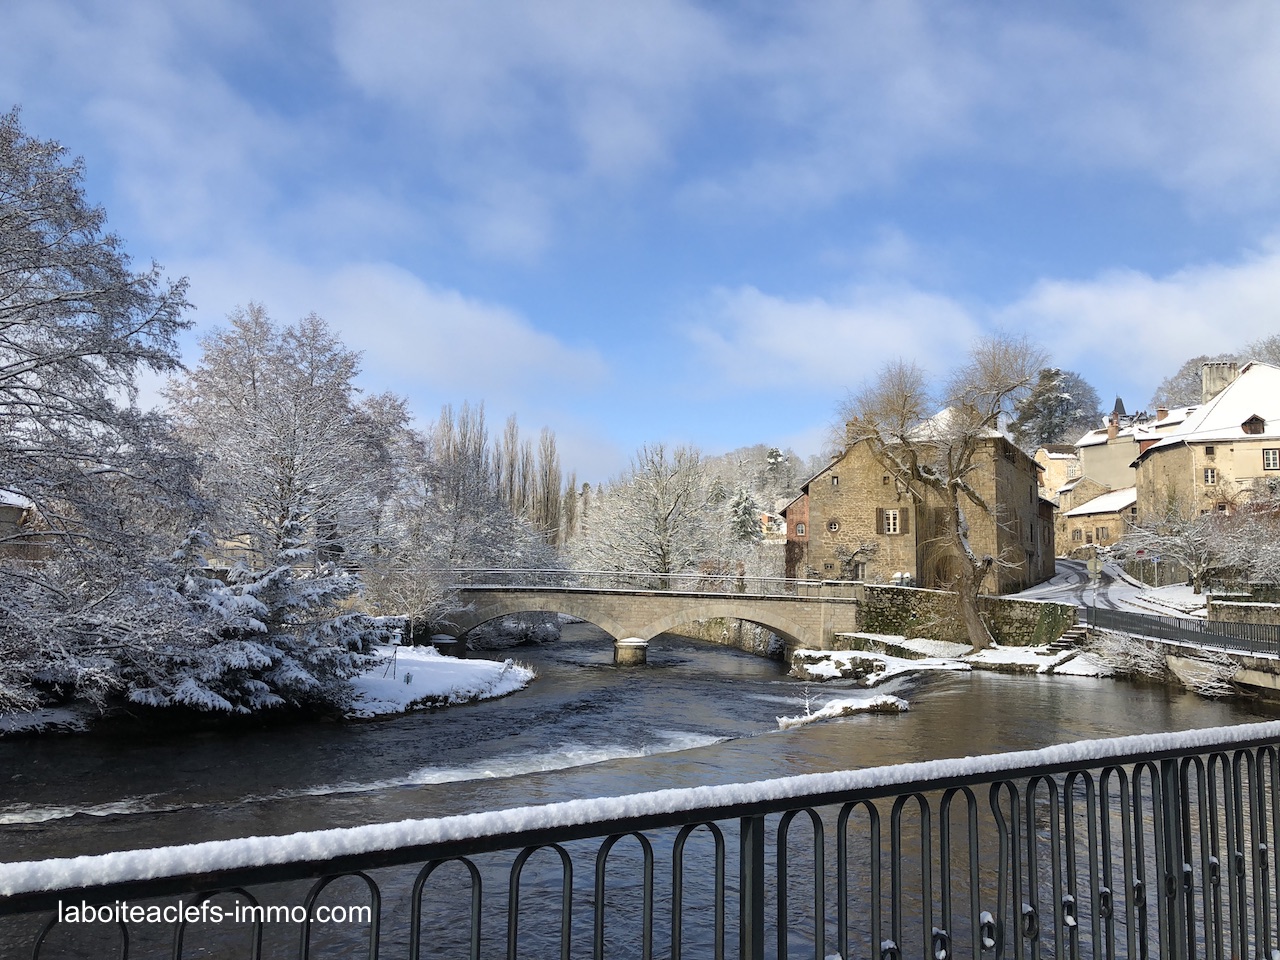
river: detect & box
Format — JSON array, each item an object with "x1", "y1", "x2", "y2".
[
  {"x1": 1, "y1": 622, "x2": 1267, "y2": 860},
  {"x1": 0, "y1": 623, "x2": 1271, "y2": 957}
]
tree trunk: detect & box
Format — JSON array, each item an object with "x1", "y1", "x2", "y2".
[{"x1": 955, "y1": 561, "x2": 994, "y2": 651}]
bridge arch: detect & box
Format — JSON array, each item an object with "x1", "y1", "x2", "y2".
[
  {"x1": 449, "y1": 598, "x2": 633, "y2": 646},
  {"x1": 632, "y1": 601, "x2": 808, "y2": 652}
]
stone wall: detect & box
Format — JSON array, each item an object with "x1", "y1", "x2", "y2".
[
  {"x1": 859, "y1": 584, "x2": 1076, "y2": 647},
  {"x1": 1208, "y1": 600, "x2": 1280, "y2": 626},
  {"x1": 665, "y1": 618, "x2": 786, "y2": 659}
]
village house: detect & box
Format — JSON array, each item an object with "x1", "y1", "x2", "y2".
[
  {"x1": 1060, "y1": 486, "x2": 1137, "y2": 549},
  {"x1": 1037, "y1": 398, "x2": 1194, "y2": 554},
  {"x1": 783, "y1": 421, "x2": 1055, "y2": 593},
  {"x1": 1033, "y1": 444, "x2": 1080, "y2": 504},
  {"x1": 1132, "y1": 361, "x2": 1280, "y2": 519}
]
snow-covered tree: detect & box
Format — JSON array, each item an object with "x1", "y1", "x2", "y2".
[
  {"x1": 571, "y1": 443, "x2": 719, "y2": 580},
  {"x1": 1010, "y1": 367, "x2": 1103, "y2": 449},
  {"x1": 0, "y1": 108, "x2": 201, "y2": 712},
  {"x1": 164, "y1": 306, "x2": 400, "y2": 698},
  {"x1": 1122, "y1": 504, "x2": 1245, "y2": 594},
  {"x1": 727, "y1": 488, "x2": 764, "y2": 544},
  {"x1": 1150, "y1": 353, "x2": 1238, "y2": 408},
  {"x1": 839, "y1": 334, "x2": 1046, "y2": 650}
]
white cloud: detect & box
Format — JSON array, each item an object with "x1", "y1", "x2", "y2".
[
  {"x1": 172, "y1": 251, "x2": 608, "y2": 400},
  {"x1": 984, "y1": 4, "x2": 1280, "y2": 205},
  {"x1": 687, "y1": 284, "x2": 982, "y2": 391},
  {"x1": 1001, "y1": 239, "x2": 1280, "y2": 402}
]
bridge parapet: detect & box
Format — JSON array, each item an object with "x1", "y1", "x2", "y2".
[
  {"x1": 451, "y1": 568, "x2": 855, "y2": 599},
  {"x1": 445, "y1": 573, "x2": 864, "y2": 663}
]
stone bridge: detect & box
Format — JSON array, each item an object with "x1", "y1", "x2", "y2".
[{"x1": 439, "y1": 574, "x2": 864, "y2": 664}]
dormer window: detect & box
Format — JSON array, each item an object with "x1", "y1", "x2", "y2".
[{"x1": 1244, "y1": 415, "x2": 1266, "y2": 435}]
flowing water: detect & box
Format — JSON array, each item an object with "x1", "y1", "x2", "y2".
[{"x1": 0, "y1": 623, "x2": 1271, "y2": 957}]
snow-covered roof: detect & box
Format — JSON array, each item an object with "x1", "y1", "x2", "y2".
[
  {"x1": 0, "y1": 490, "x2": 32, "y2": 510},
  {"x1": 909, "y1": 406, "x2": 1003, "y2": 442},
  {"x1": 1135, "y1": 361, "x2": 1280, "y2": 463},
  {"x1": 1063, "y1": 486, "x2": 1137, "y2": 518},
  {"x1": 1074, "y1": 406, "x2": 1195, "y2": 449}
]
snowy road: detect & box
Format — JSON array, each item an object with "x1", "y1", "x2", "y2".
[{"x1": 1014, "y1": 559, "x2": 1209, "y2": 618}]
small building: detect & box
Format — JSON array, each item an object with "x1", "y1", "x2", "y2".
[{"x1": 1061, "y1": 486, "x2": 1137, "y2": 549}]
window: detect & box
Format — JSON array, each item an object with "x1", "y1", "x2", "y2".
[
  {"x1": 876, "y1": 507, "x2": 909, "y2": 535},
  {"x1": 882, "y1": 475, "x2": 890, "y2": 485},
  {"x1": 827, "y1": 520, "x2": 840, "y2": 532},
  {"x1": 1066, "y1": 462, "x2": 1080, "y2": 478},
  {"x1": 1072, "y1": 529, "x2": 1083, "y2": 542},
  {"x1": 1244, "y1": 416, "x2": 1266, "y2": 435},
  {"x1": 823, "y1": 562, "x2": 835, "y2": 571},
  {"x1": 1216, "y1": 503, "x2": 1228, "y2": 513},
  {"x1": 795, "y1": 522, "x2": 806, "y2": 537},
  {"x1": 1204, "y1": 467, "x2": 1217, "y2": 485},
  {"x1": 1095, "y1": 526, "x2": 1109, "y2": 541},
  {"x1": 1205, "y1": 446, "x2": 1215, "y2": 457},
  {"x1": 1265, "y1": 448, "x2": 1280, "y2": 471},
  {"x1": 831, "y1": 475, "x2": 839, "y2": 487}
]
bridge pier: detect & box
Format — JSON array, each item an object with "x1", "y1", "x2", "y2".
[{"x1": 614, "y1": 638, "x2": 649, "y2": 665}]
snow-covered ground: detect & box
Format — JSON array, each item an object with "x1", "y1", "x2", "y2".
[
  {"x1": 345, "y1": 645, "x2": 535, "y2": 718},
  {"x1": 1015, "y1": 557, "x2": 1210, "y2": 617},
  {"x1": 0, "y1": 645, "x2": 537, "y2": 737}
]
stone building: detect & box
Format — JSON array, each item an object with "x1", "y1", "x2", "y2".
[
  {"x1": 1061, "y1": 486, "x2": 1137, "y2": 549},
  {"x1": 783, "y1": 424, "x2": 1055, "y2": 593},
  {"x1": 1133, "y1": 361, "x2": 1280, "y2": 518}
]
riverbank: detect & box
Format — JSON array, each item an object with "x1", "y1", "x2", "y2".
[
  {"x1": 789, "y1": 632, "x2": 1115, "y2": 686},
  {"x1": 0, "y1": 644, "x2": 536, "y2": 739}
]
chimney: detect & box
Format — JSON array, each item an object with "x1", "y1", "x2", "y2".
[
  {"x1": 1106, "y1": 410, "x2": 1119, "y2": 441},
  {"x1": 1156, "y1": 406, "x2": 1168, "y2": 422},
  {"x1": 1201, "y1": 361, "x2": 1239, "y2": 403}
]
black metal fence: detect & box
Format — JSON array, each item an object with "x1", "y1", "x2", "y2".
[
  {"x1": 1087, "y1": 606, "x2": 1280, "y2": 657},
  {"x1": 7, "y1": 722, "x2": 1280, "y2": 958}
]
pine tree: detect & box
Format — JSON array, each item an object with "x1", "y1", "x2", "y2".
[{"x1": 1010, "y1": 367, "x2": 1103, "y2": 449}]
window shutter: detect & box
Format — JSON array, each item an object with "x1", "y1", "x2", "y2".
[
  {"x1": 900, "y1": 509, "x2": 910, "y2": 535},
  {"x1": 876, "y1": 507, "x2": 885, "y2": 534}
]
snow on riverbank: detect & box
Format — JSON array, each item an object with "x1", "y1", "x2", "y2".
[
  {"x1": 345, "y1": 645, "x2": 535, "y2": 718},
  {"x1": 791, "y1": 635, "x2": 1113, "y2": 688},
  {"x1": 0, "y1": 706, "x2": 94, "y2": 736},
  {"x1": 0, "y1": 646, "x2": 537, "y2": 735}
]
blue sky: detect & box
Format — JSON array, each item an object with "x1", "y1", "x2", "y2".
[{"x1": 6, "y1": 2, "x2": 1280, "y2": 482}]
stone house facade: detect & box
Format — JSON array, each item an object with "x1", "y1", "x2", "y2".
[
  {"x1": 1061, "y1": 486, "x2": 1137, "y2": 549},
  {"x1": 1133, "y1": 361, "x2": 1280, "y2": 519},
  {"x1": 783, "y1": 428, "x2": 1055, "y2": 593}
]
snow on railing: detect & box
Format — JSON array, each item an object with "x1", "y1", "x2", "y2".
[{"x1": 7, "y1": 721, "x2": 1280, "y2": 959}]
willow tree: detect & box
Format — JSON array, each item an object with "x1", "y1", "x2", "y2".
[{"x1": 840, "y1": 334, "x2": 1046, "y2": 650}]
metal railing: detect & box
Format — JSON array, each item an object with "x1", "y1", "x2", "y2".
[
  {"x1": 450, "y1": 568, "x2": 853, "y2": 599},
  {"x1": 1087, "y1": 606, "x2": 1280, "y2": 657},
  {"x1": 7, "y1": 722, "x2": 1280, "y2": 958}
]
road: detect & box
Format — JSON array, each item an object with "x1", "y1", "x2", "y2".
[{"x1": 1015, "y1": 558, "x2": 1146, "y2": 613}]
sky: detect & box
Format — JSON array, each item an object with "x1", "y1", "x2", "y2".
[{"x1": 6, "y1": 1, "x2": 1280, "y2": 482}]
